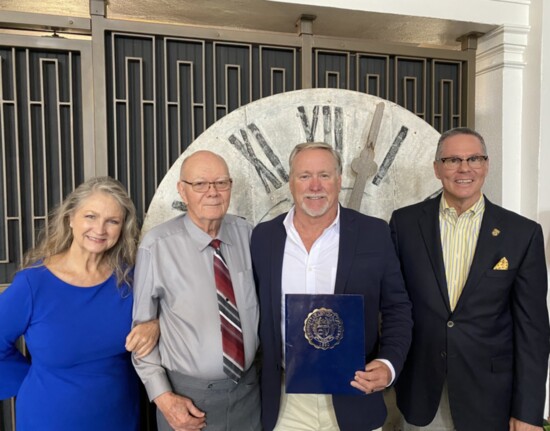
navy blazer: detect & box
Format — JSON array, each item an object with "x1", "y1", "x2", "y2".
[
  {"x1": 390, "y1": 195, "x2": 550, "y2": 431},
  {"x1": 251, "y1": 206, "x2": 413, "y2": 431}
]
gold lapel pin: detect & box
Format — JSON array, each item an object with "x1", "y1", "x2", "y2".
[{"x1": 492, "y1": 228, "x2": 500, "y2": 237}]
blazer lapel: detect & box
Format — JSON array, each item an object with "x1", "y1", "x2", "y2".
[
  {"x1": 269, "y1": 218, "x2": 287, "y2": 333},
  {"x1": 334, "y1": 208, "x2": 358, "y2": 294},
  {"x1": 453, "y1": 198, "x2": 504, "y2": 313},
  {"x1": 418, "y1": 197, "x2": 451, "y2": 312}
]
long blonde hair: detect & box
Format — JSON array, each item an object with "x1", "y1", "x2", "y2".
[{"x1": 21, "y1": 177, "x2": 139, "y2": 286}]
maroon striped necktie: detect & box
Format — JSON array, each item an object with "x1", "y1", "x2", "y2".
[{"x1": 210, "y1": 239, "x2": 245, "y2": 382}]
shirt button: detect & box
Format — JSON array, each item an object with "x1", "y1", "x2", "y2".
[
  {"x1": 440, "y1": 351, "x2": 447, "y2": 358},
  {"x1": 447, "y1": 321, "x2": 454, "y2": 328}
]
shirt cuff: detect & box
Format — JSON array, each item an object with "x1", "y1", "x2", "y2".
[
  {"x1": 144, "y1": 370, "x2": 173, "y2": 402},
  {"x1": 376, "y1": 358, "x2": 396, "y2": 386}
]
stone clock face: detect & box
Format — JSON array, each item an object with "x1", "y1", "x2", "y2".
[{"x1": 142, "y1": 89, "x2": 442, "y2": 234}]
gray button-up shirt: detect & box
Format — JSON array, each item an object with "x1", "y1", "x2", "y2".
[{"x1": 132, "y1": 213, "x2": 259, "y2": 401}]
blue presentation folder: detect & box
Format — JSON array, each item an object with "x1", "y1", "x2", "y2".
[{"x1": 285, "y1": 294, "x2": 366, "y2": 394}]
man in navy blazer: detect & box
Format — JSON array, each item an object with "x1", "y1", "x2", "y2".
[
  {"x1": 251, "y1": 142, "x2": 413, "y2": 431},
  {"x1": 390, "y1": 128, "x2": 550, "y2": 431}
]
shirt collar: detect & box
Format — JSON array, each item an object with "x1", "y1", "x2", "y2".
[
  {"x1": 439, "y1": 194, "x2": 485, "y2": 218},
  {"x1": 183, "y1": 214, "x2": 232, "y2": 251},
  {"x1": 283, "y1": 205, "x2": 341, "y2": 236}
]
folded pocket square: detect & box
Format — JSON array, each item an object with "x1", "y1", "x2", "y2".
[{"x1": 493, "y1": 257, "x2": 508, "y2": 270}]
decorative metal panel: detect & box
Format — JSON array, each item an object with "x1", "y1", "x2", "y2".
[
  {"x1": 0, "y1": 45, "x2": 83, "y2": 286},
  {"x1": 105, "y1": 32, "x2": 298, "y2": 222},
  {"x1": 356, "y1": 53, "x2": 390, "y2": 99},
  {"x1": 432, "y1": 60, "x2": 462, "y2": 132},
  {"x1": 315, "y1": 49, "x2": 463, "y2": 132},
  {"x1": 315, "y1": 50, "x2": 350, "y2": 88},
  {"x1": 259, "y1": 46, "x2": 297, "y2": 98},
  {"x1": 395, "y1": 56, "x2": 427, "y2": 120},
  {"x1": 104, "y1": 35, "x2": 465, "y2": 225}
]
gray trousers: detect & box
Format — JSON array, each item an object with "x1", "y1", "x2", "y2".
[{"x1": 157, "y1": 364, "x2": 261, "y2": 431}]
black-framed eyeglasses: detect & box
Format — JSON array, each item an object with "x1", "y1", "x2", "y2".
[
  {"x1": 180, "y1": 179, "x2": 233, "y2": 192},
  {"x1": 437, "y1": 155, "x2": 488, "y2": 170}
]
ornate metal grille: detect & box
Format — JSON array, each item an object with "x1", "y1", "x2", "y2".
[
  {"x1": 104, "y1": 32, "x2": 466, "y2": 225},
  {"x1": 105, "y1": 33, "x2": 298, "y2": 220},
  {"x1": 0, "y1": 45, "x2": 83, "y2": 285}
]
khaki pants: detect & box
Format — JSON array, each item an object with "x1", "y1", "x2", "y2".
[{"x1": 274, "y1": 382, "x2": 382, "y2": 431}]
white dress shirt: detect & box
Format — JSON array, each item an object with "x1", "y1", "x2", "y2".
[
  {"x1": 280, "y1": 206, "x2": 395, "y2": 382},
  {"x1": 281, "y1": 206, "x2": 340, "y2": 350}
]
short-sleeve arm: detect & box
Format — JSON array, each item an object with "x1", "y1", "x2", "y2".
[
  {"x1": 131, "y1": 246, "x2": 172, "y2": 401},
  {"x1": 0, "y1": 273, "x2": 32, "y2": 399}
]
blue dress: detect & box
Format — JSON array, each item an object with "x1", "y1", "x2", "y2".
[{"x1": 0, "y1": 266, "x2": 139, "y2": 430}]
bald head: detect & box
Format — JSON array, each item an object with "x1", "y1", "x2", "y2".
[
  {"x1": 177, "y1": 150, "x2": 232, "y2": 236},
  {"x1": 180, "y1": 150, "x2": 229, "y2": 180}
]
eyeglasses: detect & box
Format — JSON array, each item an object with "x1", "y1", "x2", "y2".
[
  {"x1": 180, "y1": 179, "x2": 233, "y2": 192},
  {"x1": 437, "y1": 155, "x2": 488, "y2": 170}
]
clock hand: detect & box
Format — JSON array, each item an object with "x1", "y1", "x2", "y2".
[
  {"x1": 347, "y1": 102, "x2": 384, "y2": 211},
  {"x1": 372, "y1": 126, "x2": 408, "y2": 186}
]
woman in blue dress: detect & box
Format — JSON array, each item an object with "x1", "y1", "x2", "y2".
[{"x1": 0, "y1": 177, "x2": 157, "y2": 430}]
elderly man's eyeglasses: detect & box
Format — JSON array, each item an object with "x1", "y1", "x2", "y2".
[
  {"x1": 180, "y1": 179, "x2": 233, "y2": 192},
  {"x1": 437, "y1": 155, "x2": 488, "y2": 170}
]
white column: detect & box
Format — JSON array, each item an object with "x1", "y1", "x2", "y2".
[
  {"x1": 537, "y1": 1, "x2": 550, "y2": 231},
  {"x1": 475, "y1": 25, "x2": 529, "y2": 212}
]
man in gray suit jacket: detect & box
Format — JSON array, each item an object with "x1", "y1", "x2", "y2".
[{"x1": 390, "y1": 127, "x2": 549, "y2": 431}]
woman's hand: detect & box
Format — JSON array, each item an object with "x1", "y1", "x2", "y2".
[{"x1": 125, "y1": 319, "x2": 160, "y2": 358}]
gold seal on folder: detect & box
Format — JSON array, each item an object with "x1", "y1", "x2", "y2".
[{"x1": 304, "y1": 308, "x2": 344, "y2": 350}]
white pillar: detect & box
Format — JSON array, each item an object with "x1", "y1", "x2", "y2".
[{"x1": 475, "y1": 25, "x2": 529, "y2": 211}]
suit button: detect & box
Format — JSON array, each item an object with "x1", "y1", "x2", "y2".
[
  {"x1": 447, "y1": 321, "x2": 454, "y2": 328},
  {"x1": 441, "y1": 351, "x2": 447, "y2": 358}
]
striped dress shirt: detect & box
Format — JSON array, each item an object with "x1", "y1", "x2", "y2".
[{"x1": 439, "y1": 195, "x2": 485, "y2": 310}]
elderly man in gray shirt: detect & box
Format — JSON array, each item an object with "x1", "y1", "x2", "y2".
[{"x1": 132, "y1": 150, "x2": 260, "y2": 431}]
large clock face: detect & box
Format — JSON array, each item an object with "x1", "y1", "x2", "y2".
[{"x1": 142, "y1": 89, "x2": 441, "y2": 233}]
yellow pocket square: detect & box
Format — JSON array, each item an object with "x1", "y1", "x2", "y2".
[{"x1": 493, "y1": 257, "x2": 509, "y2": 270}]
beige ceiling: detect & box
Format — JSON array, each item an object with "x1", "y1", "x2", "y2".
[{"x1": 0, "y1": 0, "x2": 496, "y2": 49}]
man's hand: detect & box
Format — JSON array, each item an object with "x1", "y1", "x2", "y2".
[
  {"x1": 509, "y1": 417, "x2": 543, "y2": 431},
  {"x1": 154, "y1": 392, "x2": 206, "y2": 430},
  {"x1": 350, "y1": 359, "x2": 391, "y2": 394},
  {"x1": 125, "y1": 319, "x2": 160, "y2": 359}
]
